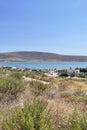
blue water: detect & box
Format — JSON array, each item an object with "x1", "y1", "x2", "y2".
[{"x1": 0, "y1": 62, "x2": 87, "y2": 69}]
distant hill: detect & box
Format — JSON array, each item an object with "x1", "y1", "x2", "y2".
[{"x1": 0, "y1": 51, "x2": 87, "y2": 62}]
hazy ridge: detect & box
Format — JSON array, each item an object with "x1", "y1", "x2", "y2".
[{"x1": 0, "y1": 51, "x2": 87, "y2": 62}]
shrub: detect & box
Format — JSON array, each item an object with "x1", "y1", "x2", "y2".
[
  {"x1": 78, "y1": 74, "x2": 87, "y2": 78},
  {"x1": 59, "y1": 70, "x2": 68, "y2": 77},
  {"x1": 2, "y1": 100, "x2": 54, "y2": 130},
  {"x1": 10, "y1": 71, "x2": 23, "y2": 79},
  {"x1": 69, "y1": 109, "x2": 87, "y2": 130},
  {"x1": 60, "y1": 71, "x2": 68, "y2": 77},
  {"x1": 53, "y1": 109, "x2": 87, "y2": 130},
  {"x1": 0, "y1": 75, "x2": 24, "y2": 101},
  {"x1": 29, "y1": 81, "x2": 50, "y2": 96}
]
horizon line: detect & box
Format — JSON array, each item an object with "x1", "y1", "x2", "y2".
[{"x1": 0, "y1": 51, "x2": 87, "y2": 56}]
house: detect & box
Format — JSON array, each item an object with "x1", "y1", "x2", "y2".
[
  {"x1": 74, "y1": 69, "x2": 80, "y2": 75},
  {"x1": 45, "y1": 70, "x2": 58, "y2": 77},
  {"x1": 67, "y1": 68, "x2": 80, "y2": 76}
]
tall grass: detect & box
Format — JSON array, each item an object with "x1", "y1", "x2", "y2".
[
  {"x1": 29, "y1": 81, "x2": 50, "y2": 96},
  {"x1": 0, "y1": 74, "x2": 24, "y2": 101},
  {"x1": 2, "y1": 100, "x2": 54, "y2": 130}
]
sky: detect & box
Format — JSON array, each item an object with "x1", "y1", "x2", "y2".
[{"x1": 0, "y1": 0, "x2": 87, "y2": 55}]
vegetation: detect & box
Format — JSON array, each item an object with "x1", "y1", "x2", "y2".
[
  {"x1": 0, "y1": 67, "x2": 87, "y2": 130},
  {"x1": 54, "y1": 109, "x2": 87, "y2": 130},
  {"x1": 69, "y1": 109, "x2": 87, "y2": 130},
  {"x1": 0, "y1": 74, "x2": 24, "y2": 101},
  {"x1": 80, "y1": 68, "x2": 87, "y2": 73},
  {"x1": 59, "y1": 70, "x2": 68, "y2": 77},
  {"x1": 29, "y1": 81, "x2": 50, "y2": 96},
  {"x1": 10, "y1": 71, "x2": 24, "y2": 79},
  {"x1": 79, "y1": 73, "x2": 87, "y2": 78},
  {"x1": 2, "y1": 100, "x2": 54, "y2": 130}
]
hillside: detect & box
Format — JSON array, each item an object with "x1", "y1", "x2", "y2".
[
  {"x1": 0, "y1": 67, "x2": 87, "y2": 130},
  {"x1": 0, "y1": 51, "x2": 87, "y2": 61}
]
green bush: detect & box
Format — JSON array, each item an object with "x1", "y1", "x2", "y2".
[
  {"x1": 69, "y1": 109, "x2": 87, "y2": 130},
  {"x1": 60, "y1": 71, "x2": 68, "y2": 77},
  {"x1": 53, "y1": 109, "x2": 87, "y2": 130},
  {"x1": 2, "y1": 100, "x2": 54, "y2": 130},
  {"x1": 29, "y1": 81, "x2": 50, "y2": 96},
  {"x1": 10, "y1": 71, "x2": 23, "y2": 79},
  {"x1": 78, "y1": 74, "x2": 87, "y2": 78},
  {"x1": 0, "y1": 75, "x2": 24, "y2": 100}
]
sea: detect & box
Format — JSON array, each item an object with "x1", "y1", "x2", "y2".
[{"x1": 0, "y1": 62, "x2": 87, "y2": 70}]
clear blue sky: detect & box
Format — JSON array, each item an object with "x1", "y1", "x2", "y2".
[{"x1": 0, "y1": 0, "x2": 87, "y2": 55}]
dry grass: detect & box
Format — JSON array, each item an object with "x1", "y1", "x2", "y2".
[
  {"x1": 0, "y1": 72, "x2": 87, "y2": 129},
  {"x1": 73, "y1": 80, "x2": 87, "y2": 91}
]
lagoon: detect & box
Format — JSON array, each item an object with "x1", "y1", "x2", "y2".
[{"x1": 0, "y1": 62, "x2": 87, "y2": 69}]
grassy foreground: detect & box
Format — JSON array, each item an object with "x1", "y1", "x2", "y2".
[{"x1": 0, "y1": 67, "x2": 87, "y2": 130}]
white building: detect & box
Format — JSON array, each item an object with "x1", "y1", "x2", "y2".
[
  {"x1": 67, "y1": 68, "x2": 80, "y2": 76},
  {"x1": 45, "y1": 70, "x2": 58, "y2": 77}
]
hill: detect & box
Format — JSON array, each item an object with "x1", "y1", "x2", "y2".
[{"x1": 0, "y1": 51, "x2": 87, "y2": 61}]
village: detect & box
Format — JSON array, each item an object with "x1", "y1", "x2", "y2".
[{"x1": 1, "y1": 65, "x2": 87, "y2": 79}]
